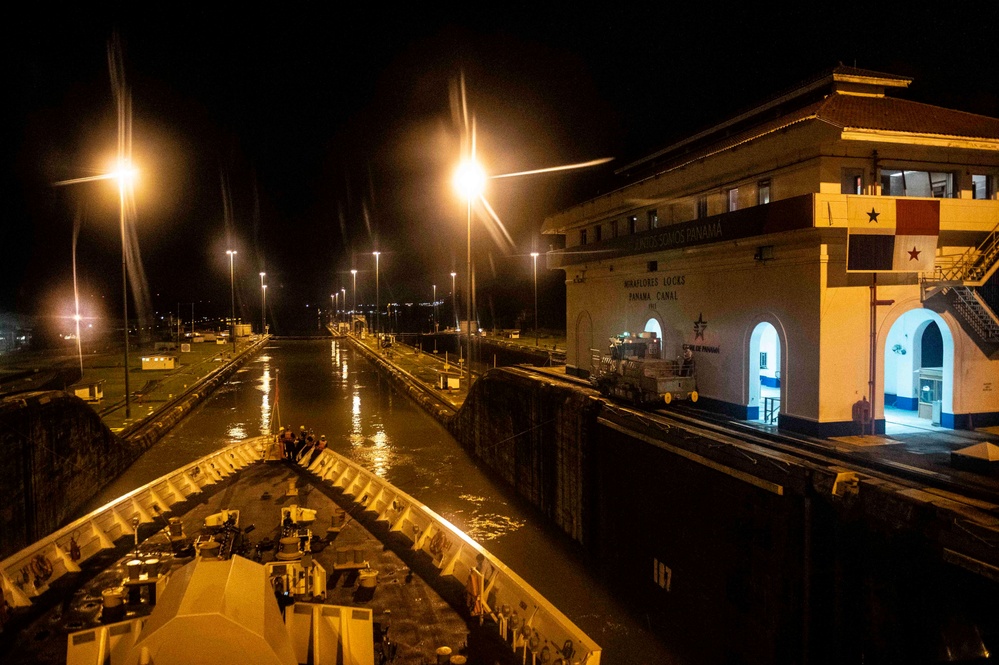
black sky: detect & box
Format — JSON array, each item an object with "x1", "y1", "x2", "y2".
[{"x1": 4, "y1": 5, "x2": 998, "y2": 334}]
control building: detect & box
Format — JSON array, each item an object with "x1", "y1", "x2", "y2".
[{"x1": 542, "y1": 67, "x2": 999, "y2": 437}]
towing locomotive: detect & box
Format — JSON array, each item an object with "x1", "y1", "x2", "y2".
[{"x1": 590, "y1": 332, "x2": 698, "y2": 406}]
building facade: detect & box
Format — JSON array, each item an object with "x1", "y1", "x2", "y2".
[{"x1": 542, "y1": 67, "x2": 999, "y2": 436}]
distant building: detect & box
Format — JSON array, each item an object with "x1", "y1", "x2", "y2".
[
  {"x1": 141, "y1": 355, "x2": 176, "y2": 371},
  {"x1": 543, "y1": 67, "x2": 999, "y2": 436}
]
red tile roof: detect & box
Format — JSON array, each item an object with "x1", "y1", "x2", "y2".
[
  {"x1": 815, "y1": 94, "x2": 999, "y2": 138},
  {"x1": 647, "y1": 93, "x2": 999, "y2": 176}
]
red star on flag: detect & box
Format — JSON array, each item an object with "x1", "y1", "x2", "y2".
[{"x1": 907, "y1": 246, "x2": 921, "y2": 261}]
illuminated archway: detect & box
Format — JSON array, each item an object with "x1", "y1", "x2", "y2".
[
  {"x1": 644, "y1": 317, "x2": 663, "y2": 341},
  {"x1": 884, "y1": 309, "x2": 954, "y2": 427},
  {"x1": 749, "y1": 322, "x2": 781, "y2": 424}
]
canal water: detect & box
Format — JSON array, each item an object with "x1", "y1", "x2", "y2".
[{"x1": 88, "y1": 339, "x2": 679, "y2": 665}]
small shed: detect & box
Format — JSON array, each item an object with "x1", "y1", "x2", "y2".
[
  {"x1": 141, "y1": 355, "x2": 176, "y2": 371},
  {"x1": 73, "y1": 381, "x2": 104, "y2": 403}
]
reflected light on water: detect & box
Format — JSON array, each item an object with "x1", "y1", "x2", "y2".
[
  {"x1": 369, "y1": 429, "x2": 389, "y2": 477},
  {"x1": 350, "y1": 393, "x2": 363, "y2": 446},
  {"x1": 259, "y1": 364, "x2": 272, "y2": 435},
  {"x1": 227, "y1": 424, "x2": 247, "y2": 440}
]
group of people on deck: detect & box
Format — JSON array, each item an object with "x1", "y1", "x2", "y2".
[{"x1": 276, "y1": 425, "x2": 327, "y2": 463}]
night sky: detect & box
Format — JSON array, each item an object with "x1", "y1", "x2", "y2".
[{"x1": 4, "y1": 5, "x2": 998, "y2": 335}]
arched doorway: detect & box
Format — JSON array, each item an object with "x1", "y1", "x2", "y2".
[
  {"x1": 644, "y1": 317, "x2": 663, "y2": 342},
  {"x1": 749, "y1": 322, "x2": 781, "y2": 424},
  {"x1": 884, "y1": 310, "x2": 954, "y2": 430}
]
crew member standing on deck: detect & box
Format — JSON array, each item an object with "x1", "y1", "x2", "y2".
[
  {"x1": 283, "y1": 425, "x2": 296, "y2": 460},
  {"x1": 296, "y1": 426, "x2": 307, "y2": 459}
]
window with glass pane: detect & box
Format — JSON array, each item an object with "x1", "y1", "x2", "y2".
[
  {"x1": 758, "y1": 179, "x2": 771, "y2": 205},
  {"x1": 880, "y1": 170, "x2": 955, "y2": 198},
  {"x1": 972, "y1": 175, "x2": 993, "y2": 199}
]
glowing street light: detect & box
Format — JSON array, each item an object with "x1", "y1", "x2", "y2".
[
  {"x1": 450, "y1": 271, "x2": 457, "y2": 331},
  {"x1": 262, "y1": 285, "x2": 267, "y2": 335},
  {"x1": 351, "y1": 269, "x2": 357, "y2": 333},
  {"x1": 432, "y1": 284, "x2": 437, "y2": 332},
  {"x1": 227, "y1": 250, "x2": 237, "y2": 354},
  {"x1": 531, "y1": 252, "x2": 540, "y2": 346},
  {"x1": 454, "y1": 157, "x2": 485, "y2": 378},
  {"x1": 259, "y1": 272, "x2": 266, "y2": 335},
  {"x1": 55, "y1": 159, "x2": 139, "y2": 417},
  {"x1": 372, "y1": 252, "x2": 381, "y2": 337}
]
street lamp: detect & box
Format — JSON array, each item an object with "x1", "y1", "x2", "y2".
[
  {"x1": 114, "y1": 161, "x2": 137, "y2": 418},
  {"x1": 454, "y1": 158, "x2": 485, "y2": 378},
  {"x1": 450, "y1": 271, "x2": 457, "y2": 331},
  {"x1": 433, "y1": 284, "x2": 437, "y2": 332},
  {"x1": 259, "y1": 272, "x2": 266, "y2": 336},
  {"x1": 227, "y1": 250, "x2": 237, "y2": 354},
  {"x1": 350, "y1": 269, "x2": 357, "y2": 334},
  {"x1": 341, "y1": 288, "x2": 346, "y2": 326},
  {"x1": 372, "y1": 252, "x2": 381, "y2": 338},
  {"x1": 531, "y1": 252, "x2": 539, "y2": 346},
  {"x1": 262, "y1": 285, "x2": 267, "y2": 335}
]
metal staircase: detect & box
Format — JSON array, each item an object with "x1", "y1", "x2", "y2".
[{"x1": 923, "y1": 225, "x2": 999, "y2": 358}]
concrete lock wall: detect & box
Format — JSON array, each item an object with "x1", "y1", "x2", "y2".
[
  {"x1": 443, "y1": 370, "x2": 999, "y2": 664},
  {"x1": 0, "y1": 337, "x2": 269, "y2": 560},
  {"x1": 449, "y1": 369, "x2": 601, "y2": 546},
  {"x1": 0, "y1": 392, "x2": 128, "y2": 558}
]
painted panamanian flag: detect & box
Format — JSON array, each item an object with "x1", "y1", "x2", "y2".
[{"x1": 846, "y1": 198, "x2": 940, "y2": 272}]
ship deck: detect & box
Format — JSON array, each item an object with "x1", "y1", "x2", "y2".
[{"x1": 3, "y1": 460, "x2": 510, "y2": 664}]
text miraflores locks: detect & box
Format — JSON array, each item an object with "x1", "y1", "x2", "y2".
[{"x1": 626, "y1": 274, "x2": 685, "y2": 302}]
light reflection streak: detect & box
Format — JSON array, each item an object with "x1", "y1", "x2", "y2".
[
  {"x1": 258, "y1": 360, "x2": 272, "y2": 435},
  {"x1": 370, "y1": 429, "x2": 389, "y2": 477},
  {"x1": 350, "y1": 393, "x2": 363, "y2": 446},
  {"x1": 490, "y1": 157, "x2": 614, "y2": 180}
]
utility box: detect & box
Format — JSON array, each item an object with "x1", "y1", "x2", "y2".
[
  {"x1": 438, "y1": 373, "x2": 460, "y2": 390},
  {"x1": 181, "y1": 343, "x2": 191, "y2": 353}
]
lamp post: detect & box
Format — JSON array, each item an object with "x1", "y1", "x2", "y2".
[
  {"x1": 261, "y1": 285, "x2": 267, "y2": 335},
  {"x1": 331, "y1": 294, "x2": 336, "y2": 328},
  {"x1": 115, "y1": 163, "x2": 136, "y2": 417},
  {"x1": 227, "y1": 250, "x2": 237, "y2": 354},
  {"x1": 433, "y1": 284, "x2": 437, "y2": 332},
  {"x1": 259, "y1": 272, "x2": 266, "y2": 336},
  {"x1": 454, "y1": 159, "x2": 485, "y2": 379},
  {"x1": 341, "y1": 288, "x2": 346, "y2": 327},
  {"x1": 531, "y1": 252, "x2": 539, "y2": 346},
  {"x1": 350, "y1": 269, "x2": 357, "y2": 334},
  {"x1": 450, "y1": 272, "x2": 457, "y2": 331},
  {"x1": 372, "y1": 251, "x2": 381, "y2": 338}
]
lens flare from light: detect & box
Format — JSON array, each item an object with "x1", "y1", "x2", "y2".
[{"x1": 453, "y1": 159, "x2": 486, "y2": 201}]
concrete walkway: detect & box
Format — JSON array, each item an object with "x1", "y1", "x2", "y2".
[
  {"x1": 347, "y1": 332, "x2": 999, "y2": 498},
  {"x1": 0, "y1": 335, "x2": 268, "y2": 433}
]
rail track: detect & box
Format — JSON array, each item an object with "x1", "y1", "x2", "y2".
[{"x1": 508, "y1": 364, "x2": 999, "y2": 508}]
